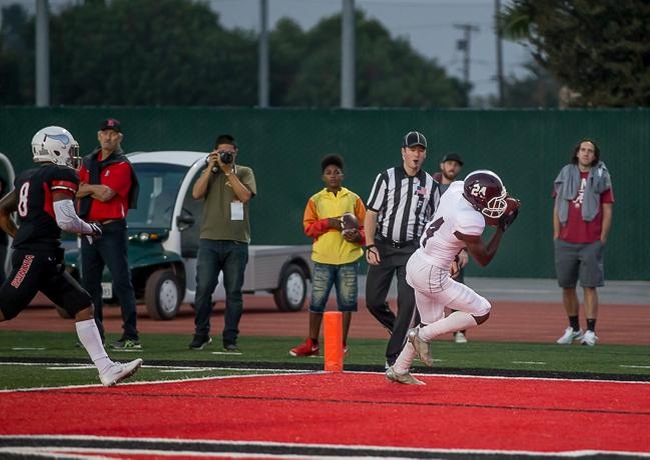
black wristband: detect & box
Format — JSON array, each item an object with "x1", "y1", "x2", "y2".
[{"x1": 364, "y1": 244, "x2": 376, "y2": 250}]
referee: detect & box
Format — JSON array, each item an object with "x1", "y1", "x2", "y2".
[{"x1": 364, "y1": 131, "x2": 439, "y2": 368}]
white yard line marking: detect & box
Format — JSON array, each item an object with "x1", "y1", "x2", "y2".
[
  {"x1": 620, "y1": 365, "x2": 650, "y2": 369},
  {"x1": 512, "y1": 361, "x2": 546, "y2": 365},
  {"x1": 48, "y1": 366, "x2": 96, "y2": 371},
  {"x1": 11, "y1": 347, "x2": 46, "y2": 351},
  {"x1": 211, "y1": 351, "x2": 243, "y2": 356}
]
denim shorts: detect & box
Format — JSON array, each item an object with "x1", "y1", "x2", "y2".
[
  {"x1": 554, "y1": 239, "x2": 605, "y2": 288},
  {"x1": 310, "y1": 261, "x2": 359, "y2": 313}
]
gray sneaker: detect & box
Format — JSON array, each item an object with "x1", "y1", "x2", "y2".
[
  {"x1": 110, "y1": 338, "x2": 142, "y2": 350},
  {"x1": 556, "y1": 327, "x2": 583, "y2": 344},
  {"x1": 385, "y1": 366, "x2": 425, "y2": 385},
  {"x1": 408, "y1": 327, "x2": 433, "y2": 366},
  {"x1": 99, "y1": 358, "x2": 143, "y2": 387}
]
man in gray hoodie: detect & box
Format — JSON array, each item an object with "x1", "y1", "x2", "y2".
[{"x1": 553, "y1": 139, "x2": 613, "y2": 347}]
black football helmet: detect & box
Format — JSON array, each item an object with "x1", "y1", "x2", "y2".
[{"x1": 462, "y1": 170, "x2": 508, "y2": 218}]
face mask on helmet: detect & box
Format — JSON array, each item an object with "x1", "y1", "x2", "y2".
[
  {"x1": 31, "y1": 126, "x2": 80, "y2": 168},
  {"x1": 463, "y1": 170, "x2": 508, "y2": 219}
]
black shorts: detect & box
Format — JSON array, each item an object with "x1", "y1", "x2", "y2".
[{"x1": 0, "y1": 248, "x2": 91, "y2": 320}]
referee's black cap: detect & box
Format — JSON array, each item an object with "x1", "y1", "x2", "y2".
[{"x1": 402, "y1": 131, "x2": 427, "y2": 149}]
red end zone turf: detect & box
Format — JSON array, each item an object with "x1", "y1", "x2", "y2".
[{"x1": 1, "y1": 372, "x2": 649, "y2": 455}]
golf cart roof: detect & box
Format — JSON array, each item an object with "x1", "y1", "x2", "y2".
[{"x1": 128, "y1": 151, "x2": 205, "y2": 167}]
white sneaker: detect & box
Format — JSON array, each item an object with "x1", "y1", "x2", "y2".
[
  {"x1": 454, "y1": 331, "x2": 468, "y2": 344},
  {"x1": 407, "y1": 327, "x2": 433, "y2": 367},
  {"x1": 100, "y1": 358, "x2": 143, "y2": 387},
  {"x1": 581, "y1": 330, "x2": 598, "y2": 346},
  {"x1": 556, "y1": 327, "x2": 583, "y2": 344},
  {"x1": 385, "y1": 366, "x2": 425, "y2": 385}
]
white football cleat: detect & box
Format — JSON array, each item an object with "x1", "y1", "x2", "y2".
[
  {"x1": 100, "y1": 358, "x2": 143, "y2": 387},
  {"x1": 385, "y1": 366, "x2": 425, "y2": 385},
  {"x1": 408, "y1": 327, "x2": 433, "y2": 366}
]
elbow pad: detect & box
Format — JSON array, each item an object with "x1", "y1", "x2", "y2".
[{"x1": 53, "y1": 199, "x2": 93, "y2": 234}]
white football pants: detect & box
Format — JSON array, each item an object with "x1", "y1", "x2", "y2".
[{"x1": 405, "y1": 250, "x2": 491, "y2": 324}]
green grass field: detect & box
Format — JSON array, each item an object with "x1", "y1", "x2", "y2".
[{"x1": 0, "y1": 330, "x2": 649, "y2": 389}]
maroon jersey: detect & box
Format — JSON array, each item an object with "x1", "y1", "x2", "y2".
[{"x1": 12, "y1": 164, "x2": 79, "y2": 251}]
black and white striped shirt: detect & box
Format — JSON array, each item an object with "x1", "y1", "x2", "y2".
[{"x1": 366, "y1": 166, "x2": 439, "y2": 243}]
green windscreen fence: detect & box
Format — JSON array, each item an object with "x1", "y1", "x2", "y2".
[{"x1": 1, "y1": 107, "x2": 647, "y2": 280}]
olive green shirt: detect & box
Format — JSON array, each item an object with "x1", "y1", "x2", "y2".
[{"x1": 200, "y1": 165, "x2": 257, "y2": 243}]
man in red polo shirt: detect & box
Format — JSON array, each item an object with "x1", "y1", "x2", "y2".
[
  {"x1": 553, "y1": 139, "x2": 613, "y2": 347},
  {"x1": 77, "y1": 118, "x2": 140, "y2": 349}
]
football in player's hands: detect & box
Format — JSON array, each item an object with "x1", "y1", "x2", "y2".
[
  {"x1": 340, "y1": 212, "x2": 359, "y2": 231},
  {"x1": 499, "y1": 197, "x2": 521, "y2": 231}
]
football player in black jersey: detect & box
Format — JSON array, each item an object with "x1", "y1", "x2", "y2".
[{"x1": 0, "y1": 126, "x2": 142, "y2": 387}]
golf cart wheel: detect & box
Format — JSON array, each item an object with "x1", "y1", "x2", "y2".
[
  {"x1": 145, "y1": 269, "x2": 181, "y2": 320},
  {"x1": 273, "y1": 263, "x2": 307, "y2": 312}
]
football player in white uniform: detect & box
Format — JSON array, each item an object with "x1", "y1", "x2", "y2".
[{"x1": 386, "y1": 170, "x2": 520, "y2": 385}]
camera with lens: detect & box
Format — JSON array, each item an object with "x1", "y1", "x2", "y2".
[
  {"x1": 206, "y1": 150, "x2": 234, "y2": 174},
  {"x1": 218, "y1": 150, "x2": 234, "y2": 164}
]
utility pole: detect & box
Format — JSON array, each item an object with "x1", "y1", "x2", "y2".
[
  {"x1": 454, "y1": 23, "x2": 479, "y2": 93},
  {"x1": 495, "y1": 0, "x2": 504, "y2": 106},
  {"x1": 258, "y1": 0, "x2": 269, "y2": 107},
  {"x1": 341, "y1": 0, "x2": 355, "y2": 108}
]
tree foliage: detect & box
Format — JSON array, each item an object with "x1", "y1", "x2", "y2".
[
  {"x1": 1, "y1": 0, "x2": 464, "y2": 107},
  {"x1": 499, "y1": 0, "x2": 650, "y2": 107},
  {"x1": 48, "y1": 0, "x2": 257, "y2": 106},
  {"x1": 270, "y1": 12, "x2": 465, "y2": 107},
  {"x1": 0, "y1": 4, "x2": 30, "y2": 103}
]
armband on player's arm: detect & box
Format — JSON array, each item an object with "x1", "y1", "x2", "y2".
[{"x1": 53, "y1": 199, "x2": 94, "y2": 235}]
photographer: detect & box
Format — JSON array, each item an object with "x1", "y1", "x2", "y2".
[{"x1": 189, "y1": 134, "x2": 257, "y2": 352}]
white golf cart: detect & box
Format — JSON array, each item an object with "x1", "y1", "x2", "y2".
[{"x1": 64, "y1": 151, "x2": 312, "y2": 320}]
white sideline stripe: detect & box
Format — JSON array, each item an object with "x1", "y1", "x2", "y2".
[
  {"x1": 0, "y1": 435, "x2": 649, "y2": 459},
  {"x1": 158, "y1": 368, "x2": 306, "y2": 374},
  {"x1": 0, "y1": 446, "x2": 403, "y2": 459},
  {"x1": 512, "y1": 361, "x2": 546, "y2": 365},
  {"x1": 11, "y1": 347, "x2": 46, "y2": 351},
  {"x1": 1, "y1": 361, "x2": 649, "y2": 393},
  {"x1": 620, "y1": 365, "x2": 650, "y2": 369},
  {"x1": 0, "y1": 365, "x2": 318, "y2": 393},
  {"x1": 211, "y1": 351, "x2": 243, "y2": 355}
]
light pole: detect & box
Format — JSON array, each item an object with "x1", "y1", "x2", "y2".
[{"x1": 35, "y1": 0, "x2": 50, "y2": 107}]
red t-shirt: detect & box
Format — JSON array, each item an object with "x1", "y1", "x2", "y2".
[
  {"x1": 558, "y1": 171, "x2": 614, "y2": 243},
  {"x1": 78, "y1": 161, "x2": 133, "y2": 221}
]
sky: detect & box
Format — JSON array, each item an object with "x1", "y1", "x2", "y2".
[
  {"x1": 1, "y1": 0, "x2": 533, "y2": 100},
  {"x1": 207, "y1": 0, "x2": 533, "y2": 99}
]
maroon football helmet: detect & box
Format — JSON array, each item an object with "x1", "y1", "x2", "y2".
[{"x1": 462, "y1": 170, "x2": 508, "y2": 218}]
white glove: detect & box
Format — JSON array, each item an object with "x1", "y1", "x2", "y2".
[{"x1": 85, "y1": 222, "x2": 103, "y2": 244}]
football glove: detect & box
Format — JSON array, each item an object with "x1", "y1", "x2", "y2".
[
  {"x1": 499, "y1": 208, "x2": 519, "y2": 232},
  {"x1": 85, "y1": 222, "x2": 103, "y2": 244}
]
